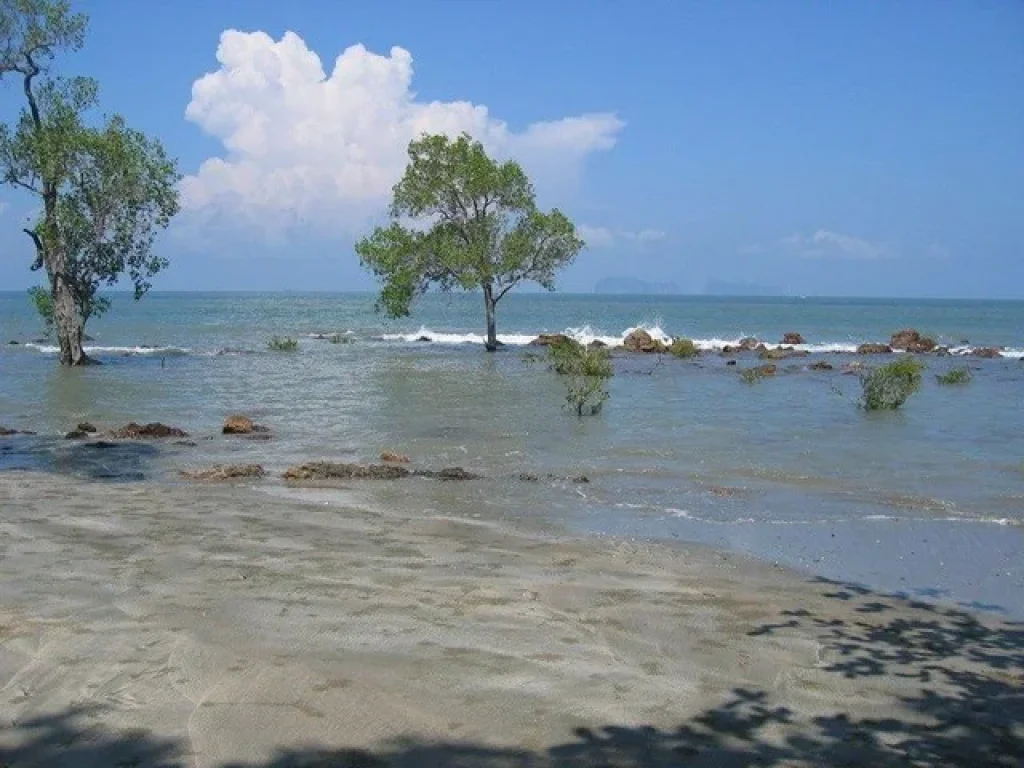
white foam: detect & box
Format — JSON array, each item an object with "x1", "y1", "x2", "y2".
[{"x1": 24, "y1": 343, "x2": 189, "y2": 356}]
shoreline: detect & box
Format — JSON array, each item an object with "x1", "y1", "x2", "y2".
[{"x1": 1, "y1": 470, "x2": 1021, "y2": 766}]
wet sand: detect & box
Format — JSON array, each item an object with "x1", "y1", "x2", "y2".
[{"x1": 0, "y1": 471, "x2": 1020, "y2": 766}]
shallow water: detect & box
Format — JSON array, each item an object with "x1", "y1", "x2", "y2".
[{"x1": 2, "y1": 291, "x2": 1022, "y2": 615}]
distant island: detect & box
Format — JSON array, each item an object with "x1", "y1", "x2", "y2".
[
  {"x1": 594, "y1": 277, "x2": 681, "y2": 295},
  {"x1": 703, "y1": 279, "x2": 786, "y2": 297}
]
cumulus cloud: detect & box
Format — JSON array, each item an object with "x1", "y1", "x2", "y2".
[
  {"x1": 579, "y1": 224, "x2": 666, "y2": 249},
  {"x1": 780, "y1": 229, "x2": 893, "y2": 260},
  {"x1": 180, "y1": 30, "x2": 624, "y2": 241}
]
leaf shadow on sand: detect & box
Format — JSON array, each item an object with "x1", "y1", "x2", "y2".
[{"x1": 1, "y1": 577, "x2": 1021, "y2": 767}]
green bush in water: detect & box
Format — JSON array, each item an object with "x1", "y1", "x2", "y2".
[
  {"x1": 669, "y1": 337, "x2": 699, "y2": 358},
  {"x1": 859, "y1": 354, "x2": 924, "y2": 410},
  {"x1": 936, "y1": 366, "x2": 972, "y2": 385},
  {"x1": 548, "y1": 338, "x2": 613, "y2": 417},
  {"x1": 267, "y1": 336, "x2": 299, "y2": 352},
  {"x1": 740, "y1": 364, "x2": 776, "y2": 384}
]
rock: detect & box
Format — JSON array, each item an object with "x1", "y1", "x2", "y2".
[
  {"x1": 380, "y1": 450, "x2": 411, "y2": 463},
  {"x1": 8, "y1": 340, "x2": 19, "y2": 345},
  {"x1": 738, "y1": 337, "x2": 760, "y2": 351},
  {"x1": 781, "y1": 332, "x2": 805, "y2": 345},
  {"x1": 223, "y1": 415, "x2": 254, "y2": 434},
  {"x1": 77, "y1": 422, "x2": 97, "y2": 433},
  {"x1": 64, "y1": 430, "x2": 88, "y2": 440},
  {"x1": 0, "y1": 426, "x2": 35, "y2": 436},
  {"x1": 809, "y1": 361, "x2": 834, "y2": 370},
  {"x1": 972, "y1": 347, "x2": 1002, "y2": 358},
  {"x1": 890, "y1": 328, "x2": 936, "y2": 353},
  {"x1": 110, "y1": 422, "x2": 188, "y2": 439},
  {"x1": 623, "y1": 328, "x2": 669, "y2": 353},
  {"x1": 223, "y1": 415, "x2": 270, "y2": 435},
  {"x1": 180, "y1": 464, "x2": 265, "y2": 481},
  {"x1": 517, "y1": 472, "x2": 588, "y2": 484},
  {"x1": 758, "y1": 347, "x2": 809, "y2": 360},
  {"x1": 588, "y1": 340, "x2": 608, "y2": 349},
  {"x1": 935, "y1": 347, "x2": 951, "y2": 357},
  {"x1": 415, "y1": 335, "x2": 432, "y2": 342},
  {"x1": 283, "y1": 462, "x2": 411, "y2": 481},
  {"x1": 623, "y1": 329, "x2": 652, "y2": 352},
  {"x1": 529, "y1": 333, "x2": 572, "y2": 347},
  {"x1": 749, "y1": 364, "x2": 777, "y2": 377},
  {"x1": 725, "y1": 360, "x2": 737, "y2": 366},
  {"x1": 856, "y1": 343, "x2": 892, "y2": 355},
  {"x1": 414, "y1": 467, "x2": 480, "y2": 481}
]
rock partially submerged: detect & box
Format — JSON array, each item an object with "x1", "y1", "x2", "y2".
[
  {"x1": 110, "y1": 422, "x2": 188, "y2": 439},
  {"x1": 971, "y1": 347, "x2": 1003, "y2": 359},
  {"x1": 809, "y1": 361, "x2": 834, "y2": 371},
  {"x1": 380, "y1": 451, "x2": 411, "y2": 463},
  {"x1": 623, "y1": 329, "x2": 668, "y2": 354},
  {"x1": 222, "y1": 415, "x2": 269, "y2": 435},
  {"x1": 0, "y1": 426, "x2": 36, "y2": 436},
  {"x1": 180, "y1": 464, "x2": 265, "y2": 481},
  {"x1": 416, "y1": 467, "x2": 480, "y2": 481},
  {"x1": 518, "y1": 472, "x2": 590, "y2": 484},
  {"x1": 857, "y1": 343, "x2": 892, "y2": 355},
  {"x1": 529, "y1": 333, "x2": 573, "y2": 347},
  {"x1": 781, "y1": 332, "x2": 805, "y2": 345},
  {"x1": 758, "y1": 347, "x2": 809, "y2": 361},
  {"x1": 890, "y1": 328, "x2": 936, "y2": 353},
  {"x1": 282, "y1": 462, "x2": 482, "y2": 482},
  {"x1": 284, "y1": 462, "x2": 410, "y2": 481}
]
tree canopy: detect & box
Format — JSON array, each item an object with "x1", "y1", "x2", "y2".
[
  {"x1": 356, "y1": 133, "x2": 584, "y2": 350},
  {"x1": 0, "y1": 0, "x2": 180, "y2": 364}
]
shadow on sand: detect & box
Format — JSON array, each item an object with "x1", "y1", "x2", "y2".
[{"x1": 1, "y1": 577, "x2": 1021, "y2": 767}]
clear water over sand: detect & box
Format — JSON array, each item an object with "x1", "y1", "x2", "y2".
[{"x1": 2, "y1": 291, "x2": 1022, "y2": 615}]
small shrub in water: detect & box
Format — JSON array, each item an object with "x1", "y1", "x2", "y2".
[
  {"x1": 669, "y1": 337, "x2": 699, "y2": 359},
  {"x1": 936, "y1": 366, "x2": 972, "y2": 385},
  {"x1": 859, "y1": 354, "x2": 924, "y2": 410},
  {"x1": 740, "y1": 364, "x2": 776, "y2": 384},
  {"x1": 548, "y1": 338, "x2": 613, "y2": 417},
  {"x1": 267, "y1": 336, "x2": 299, "y2": 352}
]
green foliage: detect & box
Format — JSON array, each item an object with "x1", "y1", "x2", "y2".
[
  {"x1": 355, "y1": 133, "x2": 583, "y2": 345},
  {"x1": 936, "y1": 366, "x2": 972, "y2": 385},
  {"x1": 740, "y1": 364, "x2": 775, "y2": 384},
  {"x1": 859, "y1": 355, "x2": 924, "y2": 410},
  {"x1": 267, "y1": 336, "x2": 298, "y2": 352},
  {"x1": 669, "y1": 337, "x2": 698, "y2": 359},
  {"x1": 547, "y1": 338, "x2": 613, "y2": 417},
  {"x1": 26, "y1": 284, "x2": 53, "y2": 334},
  {"x1": 0, "y1": 1, "x2": 179, "y2": 363}
]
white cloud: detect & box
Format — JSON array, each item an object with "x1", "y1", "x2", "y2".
[
  {"x1": 579, "y1": 224, "x2": 666, "y2": 249},
  {"x1": 181, "y1": 30, "x2": 624, "y2": 241},
  {"x1": 780, "y1": 229, "x2": 893, "y2": 260},
  {"x1": 578, "y1": 225, "x2": 615, "y2": 248}
]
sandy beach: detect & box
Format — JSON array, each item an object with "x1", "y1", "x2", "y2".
[{"x1": 0, "y1": 471, "x2": 1020, "y2": 767}]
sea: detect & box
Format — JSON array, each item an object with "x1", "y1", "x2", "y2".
[{"x1": 2, "y1": 291, "x2": 1022, "y2": 616}]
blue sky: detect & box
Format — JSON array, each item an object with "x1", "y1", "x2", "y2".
[{"x1": 1, "y1": 0, "x2": 1021, "y2": 297}]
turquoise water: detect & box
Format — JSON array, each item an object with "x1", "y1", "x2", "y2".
[{"x1": 2, "y1": 291, "x2": 1023, "y2": 615}]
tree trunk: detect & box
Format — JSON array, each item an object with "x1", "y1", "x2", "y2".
[
  {"x1": 50, "y1": 254, "x2": 89, "y2": 366},
  {"x1": 483, "y1": 283, "x2": 498, "y2": 352}
]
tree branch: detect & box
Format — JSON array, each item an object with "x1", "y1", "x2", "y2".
[{"x1": 22, "y1": 227, "x2": 43, "y2": 255}]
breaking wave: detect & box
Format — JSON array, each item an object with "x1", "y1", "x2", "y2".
[{"x1": 24, "y1": 343, "x2": 190, "y2": 357}]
